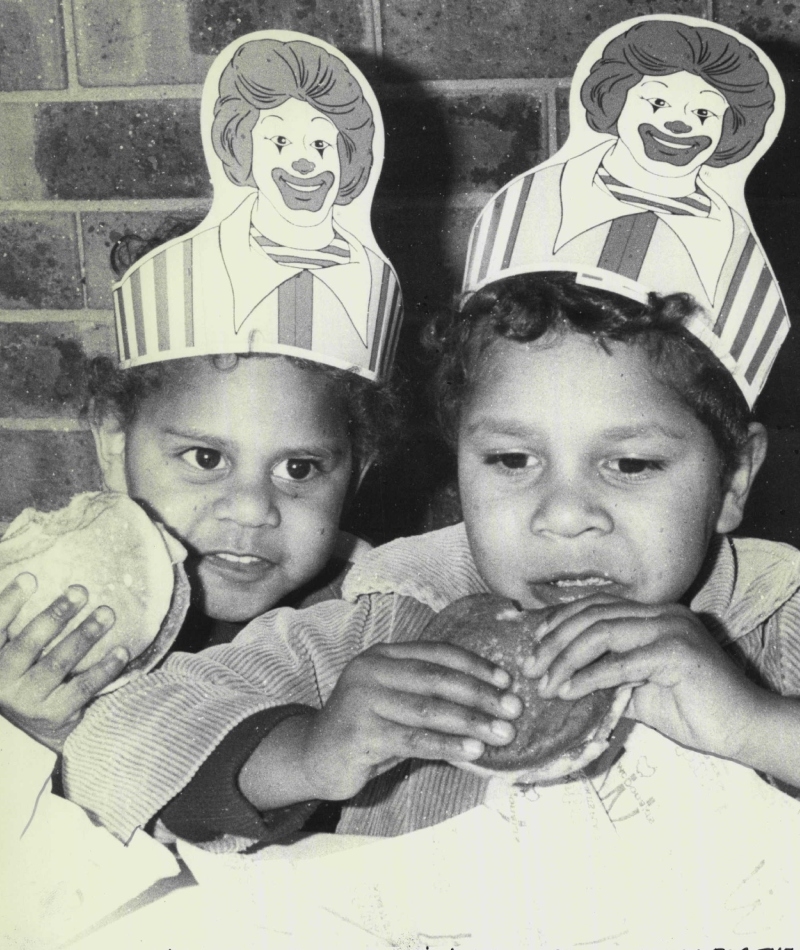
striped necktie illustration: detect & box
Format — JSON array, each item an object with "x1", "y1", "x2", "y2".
[{"x1": 597, "y1": 167, "x2": 712, "y2": 218}]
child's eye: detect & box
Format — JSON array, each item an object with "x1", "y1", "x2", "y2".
[
  {"x1": 605, "y1": 457, "x2": 665, "y2": 479},
  {"x1": 270, "y1": 134, "x2": 290, "y2": 152},
  {"x1": 273, "y1": 458, "x2": 320, "y2": 482},
  {"x1": 485, "y1": 452, "x2": 538, "y2": 472},
  {"x1": 181, "y1": 448, "x2": 227, "y2": 471},
  {"x1": 311, "y1": 139, "x2": 331, "y2": 157}
]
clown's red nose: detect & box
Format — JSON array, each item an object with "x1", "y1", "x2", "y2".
[
  {"x1": 664, "y1": 120, "x2": 693, "y2": 134},
  {"x1": 292, "y1": 158, "x2": 316, "y2": 174}
]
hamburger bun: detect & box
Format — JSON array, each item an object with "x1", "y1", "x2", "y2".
[
  {"x1": 0, "y1": 491, "x2": 190, "y2": 692},
  {"x1": 422, "y1": 593, "x2": 631, "y2": 783}
]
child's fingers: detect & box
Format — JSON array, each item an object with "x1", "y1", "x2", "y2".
[
  {"x1": 525, "y1": 601, "x2": 676, "y2": 681},
  {"x1": 0, "y1": 573, "x2": 38, "y2": 647},
  {"x1": 540, "y1": 616, "x2": 687, "y2": 698},
  {"x1": 553, "y1": 644, "x2": 660, "y2": 700},
  {"x1": 372, "y1": 641, "x2": 514, "y2": 689},
  {"x1": 0, "y1": 585, "x2": 89, "y2": 678},
  {"x1": 54, "y1": 646, "x2": 129, "y2": 719},
  {"x1": 27, "y1": 606, "x2": 117, "y2": 696},
  {"x1": 373, "y1": 686, "x2": 516, "y2": 748},
  {"x1": 529, "y1": 592, "x2": 629, "y2": 641},
  {"x1": 376, "y1": 718, "x2": 486, "y2": 764},
  {"x1": 365, "y1": 650, "x2": 522, "y2": 722}
]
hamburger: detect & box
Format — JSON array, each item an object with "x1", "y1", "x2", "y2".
[
  {"x1": 422, "y1": 593, "x2": 631, "y2": 783},
  {"x1": 0, "y1": 491, "x2": 190, "y2": 692}
]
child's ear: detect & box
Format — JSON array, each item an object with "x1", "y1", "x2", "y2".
[
  {"x1": 715, "y1": 422, "x2": 768, "y2": 534},
  {"x1": 90, "y1": 414, "x2": 129, "y2": 494}
]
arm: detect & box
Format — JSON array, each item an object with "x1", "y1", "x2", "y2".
[
  {"x1": 239, "y1": 638, "x2": 521, "y2": 810},
  {"x1": 64, "y1": 596, "x2": 445, "y2": 840}
]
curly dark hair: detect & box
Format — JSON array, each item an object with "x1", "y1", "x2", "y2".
[
  {"x1": 211, "y1": 38, "x2": 374, "y2": 203},
  {"x1": 84, "y1": 352, "x2": 404, "y2": 472},
  {"x1": 428, "y1": 273, "x2": 752, "y2": 479},
  {"x1": 580, "y1": 21, "x2": 775, "y2": 168}
]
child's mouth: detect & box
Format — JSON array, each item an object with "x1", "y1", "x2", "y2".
[
  {"x1": 527, "y1": 575, "x2": 618, "y2": 606},
  {"x1": 203, "y1": 551, "x2": 277, "y2": 583}
]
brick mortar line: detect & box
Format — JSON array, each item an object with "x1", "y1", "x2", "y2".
[
  {"x1": 0, "y1": 193, "x2": 493, "y2": 213},
  {"x1": 367, "y1": 0, "x2": 383, "y2": 56},
  {"x1": 61, "y1": 0, "x2": 81, "y2": 90},
  {"x1": 0, "y1": 77, "x2": 569, "y2": 105},
  {"x1": 0, "y1": 310, "x2": 113, "y2": 323},
  {"x1": 0, "y1": 418, "x2": 88, "y2": 432},
  {"x1": 546, "y1": 88, "x2": 559, "y2": 158},
  {"x1": 75, "y1": 212, "x2": 89, "y2": 309}
]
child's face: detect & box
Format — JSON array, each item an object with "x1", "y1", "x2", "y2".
[
  {"x1": 118, "y1": 358, "x2": 353, "y2": 622},
  {"x1": 458, "y1": 333, "x2": 744, "y2": 610}
]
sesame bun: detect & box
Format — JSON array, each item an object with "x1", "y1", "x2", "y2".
[
  {"x1": 0, "y1": 491, "x2": 190, "y2": 692},
  {"x1": 423, "y1": 593, "x2": 631, "y2": 783}
]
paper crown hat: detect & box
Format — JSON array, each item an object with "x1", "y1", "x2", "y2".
[
  {"x1": 112, "y1": 31, "x2": 402, "y2": 381},
  {"x1": 462, "y1": 15, "x2": 788, "y2": 407}
]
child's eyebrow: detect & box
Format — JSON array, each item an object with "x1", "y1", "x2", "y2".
[
  {"x1": 160, "y1": 426, "x2": 348, "y2": 456},
  {"x1": 463, "y1": 418, "x2": 689, "y2": 442},
  {"x1": 602, "y1": 424, "x2": 689, "y2": 442}
]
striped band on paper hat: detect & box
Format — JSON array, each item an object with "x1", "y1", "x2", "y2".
[
  {"x1": 111, "y1": 30, "x2": 403, "y2": 383},
  {"x1": 112, "y1": 216, "x2": 403, "y2": 382},
  {"x1": 461, "y1": 168, "x2": 787, "y2": 407}
]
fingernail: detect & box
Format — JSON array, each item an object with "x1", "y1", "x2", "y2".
[
  {"x1": 462, "y1": 739, "x2": 483, "y2": 758},
  {"x1": 491, "y1": 720, "x2": 514, "y2": 740},
  {"x1": 501, "y1": 693, "x2": 522, "y2": 716},
  {"x1": 111, "y1": 647, "x2": 129, "y2": 664},
  {"x1": 492, "y1": 667, "x2": 510, "y2": 688},
  {"x1": 537, "y1": 673, "x2": 550, "y2": 694},
  {"x1": 558, "y1": 681, "x2": 573, "y2": 698},
  {"x1": 14, "y1": 573, "x2": 36, "y2": 596},
  {"x1": 66, "y1": 585, "x2": 88, "y2": 606},
  {"x1": 522, "y1": 655, "x2": 538, "y2": 678},
  {"x1": 92, "y1": 605, "x2": 115, "y2": 627}
]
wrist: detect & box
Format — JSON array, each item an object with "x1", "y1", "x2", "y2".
[
  {"x1": 729, "y1": 687, "x2": 800, "y2": 787},
  {"x1": 238, "y1": 711, "x2": 321, "y2": 810}
]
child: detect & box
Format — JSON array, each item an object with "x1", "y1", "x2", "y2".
[{"x1": 60, "y1": 271, "x2": 800, "y2": 847}]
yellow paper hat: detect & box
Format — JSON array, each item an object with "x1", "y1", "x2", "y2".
[
  {"x1": 113, "y1": 31, "x2": 402, "y2": 382},
  {"x1": 462, "y1": 15, "x2": 788, "y2": 407}
]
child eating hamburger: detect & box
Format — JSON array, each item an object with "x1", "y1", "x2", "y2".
[{"x1": 59, "y1": 266, "x2": 800, "y2": 846}]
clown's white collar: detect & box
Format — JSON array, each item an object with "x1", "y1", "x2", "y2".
[
  {"x1": 555, "y1": 141, "x2": 735, "y2": 306},
  {"x1": 219, "y1": 193, "x2": 371, "y2": 344}
]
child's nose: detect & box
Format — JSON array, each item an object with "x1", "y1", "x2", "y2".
[
  {"x1": 292, "y1": 157, "x2": 316, "y2": 175},
  {"x1": 665, "y1": 120, "x2": 693, "y2": 134},
  {"x1": 213, "y1": 479, "x2": 280, "y2": 529},
  {"x1": 528, "y1": 474, "x2": 613, "y2": 538}
]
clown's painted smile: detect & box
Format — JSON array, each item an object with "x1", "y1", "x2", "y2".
[
  {"x1": 271, "y1": 168, "x2": 336, "y2": 212},
  {"x1": 638, "y1": 123, "x2": 713, "y2": 167}
]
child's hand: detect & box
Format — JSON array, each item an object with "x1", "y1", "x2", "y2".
[
  {"x1": 0, "y1": 573, "x2": 128, "y2": 751},
  {"x1": 524, "y1": 595, "x2": 763, "y2": 764},
  {"x1": 298, "y1": 641, "x2": 523, "y2": 801}
]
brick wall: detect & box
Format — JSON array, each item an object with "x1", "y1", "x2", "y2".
[{"x1": 2, "y1": 0, "x2": 800, "y2": 542}]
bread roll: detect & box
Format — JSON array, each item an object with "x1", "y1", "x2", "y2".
[
  {"x1": 422, "y1": 593, "x2": 631, "y2": 782},
  {"x1": 0, "y1": 492, "x2": 190, "y2": 690}
]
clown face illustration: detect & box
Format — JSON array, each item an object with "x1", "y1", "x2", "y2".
[
  {"x1": 613, "y1": 72, "x2": 728, "y2": 181},
  {"x1": 251, "y1": 98, "x2": 342, "y2": 227}
]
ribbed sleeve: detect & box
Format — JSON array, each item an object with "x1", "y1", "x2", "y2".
[{"x1": 62, "y1": 594, "x2": 435, "y2": 842}]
